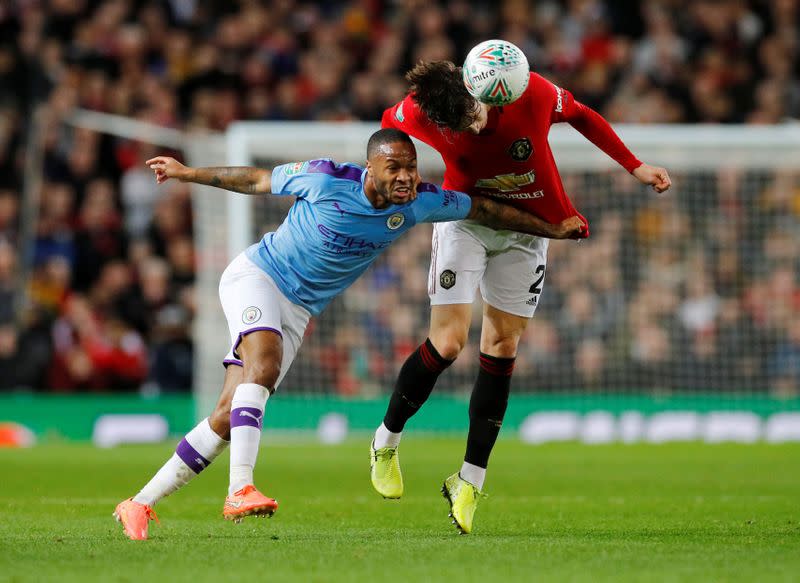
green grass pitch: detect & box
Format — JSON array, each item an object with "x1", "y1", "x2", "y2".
[{"x1": 1, "y1": 439, "x2": 798, "y2": 582}]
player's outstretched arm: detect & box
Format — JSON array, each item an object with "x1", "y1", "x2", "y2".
[
  {"x1": 467, "y1": 196, "x2": 587, "y2": 239},
  {"x1": 146, "y1": 156, "x2": 272, "y2": 194},
  {"x1": 560, "y1": 98, "x2": 672, "y2": 194}
]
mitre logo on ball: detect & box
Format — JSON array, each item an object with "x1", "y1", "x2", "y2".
[{"x1": 462, "y1": 40, "x2": 530, "y2": 107}]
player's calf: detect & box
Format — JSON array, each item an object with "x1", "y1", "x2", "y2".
[
  {"x1": 380, "y1": 338, "x2": 454, "y2": 437},
  {"x1": 463, "y1": 353, "x2": 514, "y2": 480}
]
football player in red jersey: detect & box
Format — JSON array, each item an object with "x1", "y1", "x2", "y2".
[{"x1": 369, "y1": 60, "x2": 671, "y2": 533}]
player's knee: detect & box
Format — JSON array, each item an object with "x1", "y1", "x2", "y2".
[
  {"x1": 243, "y1": 359, "x2": 281, "y2": 389},
  {"x1": 430, "y1": 333, "x2": 467, "y2": 361},
  {"x1": 482, "y1": 336, "x2": 520, "y2": 359},
  {"x1": 481, "y1": 330, "x2": 521, "y2": 358},
  {"x1": 239, "y1": 332, "x2": 283, "y2": 388}
]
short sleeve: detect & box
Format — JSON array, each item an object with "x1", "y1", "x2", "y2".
[
  {"x1": 270, "y1": 161, "x2": 312, "y2": 196},
  {"x1": 271, "y1": 159, "x2": 362, "y2": 199},
  {"x1": 411, "y1": 183, "x2": 472, "y2": 223}
]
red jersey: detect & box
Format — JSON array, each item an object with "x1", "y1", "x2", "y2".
[{"x1": 381, "y1": 73, "x2": 642, "y2": 235}]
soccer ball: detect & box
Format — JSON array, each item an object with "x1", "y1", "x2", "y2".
[{"x1": 462, "y1": 40, "x2": 530, "y2": 106}]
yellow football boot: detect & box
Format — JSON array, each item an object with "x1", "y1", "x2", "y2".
[
  {"x1": 369, "y1": 441, "x2": 403, "y2": 499},
  {"x1": 441, "y1": 473, "x2": 486, "y2": 534}
]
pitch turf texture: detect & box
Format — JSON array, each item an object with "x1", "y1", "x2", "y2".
[{"x1": 1, "y1": 441, "x2": 798, "y2": 582}]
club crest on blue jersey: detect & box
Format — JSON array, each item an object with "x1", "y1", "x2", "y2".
[
  {"x1": 242, "y1": 306, "x2": 262, "y2": 324},
  {"x1": 387, "y1": 213, "x2": 405, "y2": 230}
]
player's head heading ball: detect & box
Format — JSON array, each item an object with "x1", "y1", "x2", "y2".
[
  {"x1": 365, "y1": 128, "x2": 419, "y2": 206},
  {"x1": 406, "y1": 61, "x2": 485, "y2": 133}
]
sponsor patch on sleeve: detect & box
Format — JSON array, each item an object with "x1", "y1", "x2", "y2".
[
  {"x1": 442, "y1": 191, "x2": 459, "y2": 207},
  {"x1": 284, "y1": 161, "x2": 309, "y2": 175},
  {"x1": 553, "y1": 84, "x2": 564, "y2": 113}
]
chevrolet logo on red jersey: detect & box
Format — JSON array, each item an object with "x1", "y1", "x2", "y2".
[{"x1": 475, "y1": 171, "x2": 536, "y2": 192}]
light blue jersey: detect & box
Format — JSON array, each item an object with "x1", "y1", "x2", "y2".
[{"x1": 245, "y1": 159, "x2": 472, "y2": 315}]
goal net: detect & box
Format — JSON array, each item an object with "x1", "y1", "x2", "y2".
[{"x1": 188, "y1": 123, "x2": 800, "y2": 442}]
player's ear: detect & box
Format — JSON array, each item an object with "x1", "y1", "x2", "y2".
[{"x1": 365, "y1": 160, "x2": 373, "y2": 176}]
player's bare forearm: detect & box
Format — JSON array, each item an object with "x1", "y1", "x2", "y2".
[
  {"x1": 467, "y1": 196, "x2": 586, "y2": 239},
  {"x1": 186, "y1": 167, "x2": 272, "y2": 194},
  {"x1": 146, "y1": 156, "x2": 271, "y2": 194}
]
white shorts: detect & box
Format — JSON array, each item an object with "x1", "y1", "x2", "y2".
[
  {"x1": 218, "y1": 252, "x2": 311, "y2": 389},
  {"x1": 428, "y1": 220, "x2": 549, "y2": 318}
]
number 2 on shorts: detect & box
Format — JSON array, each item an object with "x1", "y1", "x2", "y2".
[{"x1": 528, "y1": 264, "x2": 545, "y2": 295}]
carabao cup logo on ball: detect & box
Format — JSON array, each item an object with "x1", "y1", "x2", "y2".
[{"x1": 462, "y1": 40, "x2": 530, "y2": 107}]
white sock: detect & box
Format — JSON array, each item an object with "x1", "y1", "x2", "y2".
[
  {"x1": 229, "y1": 383, "x2": 270, "y2": 495},
  {"x1": 373, "y1": 422, "x2": 402, "y2": 449},
  {"x1": 133, "y1": 418, "x2": 228, "y2": 506},
  {"x1": 459, "y1": 461, "x2": 486, "y2": 491}
]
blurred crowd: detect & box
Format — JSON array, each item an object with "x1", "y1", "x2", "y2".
[{"x1": 0, "y1": 0, "x2": 798, "y2": 394}]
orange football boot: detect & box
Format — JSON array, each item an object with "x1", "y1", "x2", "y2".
[
  {"x1": 114, "y1": 498, "x2": 159, "y2": 540},
  {"x1": 223, "y1": 485, "x2": 278, "y2": 523}
]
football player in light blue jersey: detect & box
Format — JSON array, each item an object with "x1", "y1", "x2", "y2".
[
  {"x1": 113, "y1": 128, "x2": 585, "y2": 539},
  {"x1": 245, "y1": 157, "x2": 480, "y2": 316}
]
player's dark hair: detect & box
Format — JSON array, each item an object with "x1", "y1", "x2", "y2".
[
  {"x1": 366, "y1": 128, "x2": 414, "y2": 159},
  {"x1": 406, "y1": 60, "x2": 478, "y2": 131}
]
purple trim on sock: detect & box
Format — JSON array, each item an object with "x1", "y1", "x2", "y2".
[
  {"x1": 307, "y1": 159, "x2": 363, "y2": 182},
  {"x1": 223, "y1": 358, "x2": 243, "y2": 368},
  {"x1": 175, "y1": 438, "x2": 211, "y2": 474},
  {"x1": 232, "y1": 326, "x2": 282, "y2": 360},
  {"x1": 231, "y1": 406, "x2": 263, "y2": 430}
]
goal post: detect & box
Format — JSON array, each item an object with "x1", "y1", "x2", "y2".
[{"x1": 187, "y1": 122, "x2": 800, "y2": 441}]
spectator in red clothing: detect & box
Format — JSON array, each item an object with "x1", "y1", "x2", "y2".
[{"x1": 48, "y1": 294, "x2": 147, "y2": 391}]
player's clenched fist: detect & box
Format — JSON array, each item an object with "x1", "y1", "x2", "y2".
[
  {"x1": 555, "y1": 216, "x2": 588, "y2": 240},
  {"x1": 633, "y1": 163, "x2": 672, "y2": 194},
  {"x1": 146, "y1": 156, "x2": 190, "y2": 184}
]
